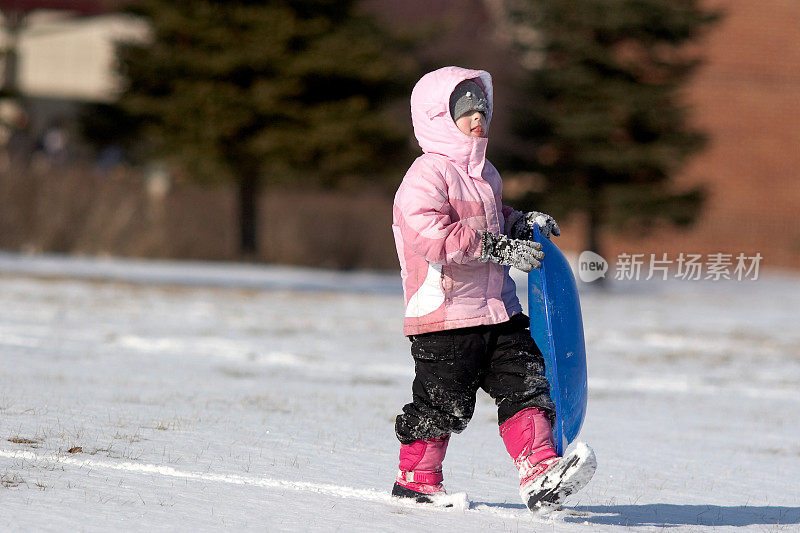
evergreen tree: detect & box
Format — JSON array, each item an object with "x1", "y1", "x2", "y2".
[
  {"x1": 499, "y1": 0, "x2": 720, "y2": 260},
  {"x1": 116, "y1": 0, "x2": 415, "y2": 256}
]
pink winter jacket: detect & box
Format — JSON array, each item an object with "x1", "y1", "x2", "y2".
[{"x1": 392, "y1": 66, "x2": 523, "y2": 336}]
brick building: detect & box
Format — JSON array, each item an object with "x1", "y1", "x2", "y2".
[
  {"x1": 655, "y1": 0, "x2": 800, "y2": 270},
  {"x1": 369, "y1": 0, "x2": 800, "y2": 271}
]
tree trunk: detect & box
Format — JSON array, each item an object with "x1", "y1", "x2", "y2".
[
  {"x1": 238, "y1": 173, "x2": 257, "y2": 258},
  {"x1": 0, "y1": 11, "x2": 24, "y2": 98},
  {"x1": 586, "y1": 180, "x2": 605, "y2": 286},
  {"x1": 587, "y1": 202, "x2": 601, "y2": 256}
]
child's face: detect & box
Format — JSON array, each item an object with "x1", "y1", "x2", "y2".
[{"x1": 455, "y1": 111, "x2": 487, "y2": 138}]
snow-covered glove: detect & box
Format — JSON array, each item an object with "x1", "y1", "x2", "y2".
[
  {"x1": 509, "y1": 210, "x2": 561, "y2": 240},
  {"x1": 478, "y1": 231, "x2": 544, "y2": 272}
]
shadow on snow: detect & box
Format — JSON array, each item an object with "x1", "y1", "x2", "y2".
[
  {"x1": 564, "y1": 504, "x2": 800, "y2": 527},
  {"x1": 469, "y1": 501, "x2": 527, "y2": 511}
]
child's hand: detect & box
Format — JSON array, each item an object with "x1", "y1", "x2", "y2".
[
  {"x1": 510, "y1": 211, "x2": 561, "y2": 240},
  {"x1": 478, "y1": 231, "x2": 544, "y2": 272}
]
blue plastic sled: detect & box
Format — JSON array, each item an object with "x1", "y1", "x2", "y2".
[{"x1": 527, "y1": 225, "x2": 588, "y2": 455}]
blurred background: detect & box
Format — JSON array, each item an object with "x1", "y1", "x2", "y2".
[
  {"x1": 0, "y1": 0, "x2": 797, "y2": 272},
  {"x1": 2, "y1": 4, "x2": 799, "y2": 527}
]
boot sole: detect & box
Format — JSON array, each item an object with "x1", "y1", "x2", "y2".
[
  {"x1": 391, "y1": 483, "x2": 455, "y2": 507},
  {"x1": 522, "y1": 442, "x2": 597, "y2": 511}
]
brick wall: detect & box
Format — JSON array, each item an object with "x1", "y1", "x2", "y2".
[
  {"x1": 602, "y1": 0, "x2": 800, "y2": 270},
  {"x1": 369, "y1": 0, "x2": 800, "y2": 271}
]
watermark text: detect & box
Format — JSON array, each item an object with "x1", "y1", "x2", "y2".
[{"x1": 579, "y1": 252, "x2": 762, "y2": 282}]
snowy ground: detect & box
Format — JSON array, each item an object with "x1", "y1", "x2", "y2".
[{"x1": 1, "y1": 252, "x2": 799, "y2": 532}]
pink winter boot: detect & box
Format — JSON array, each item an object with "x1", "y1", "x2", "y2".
[
  {"x1": 392, "y1": 434, "x2": 449, "y2": 504},
  {"x1": 500, "y1": 408, "x2": 559, "y2": 493},
  {"x1": 500, "y1": 407, "x2": 596, "y2": 510}
]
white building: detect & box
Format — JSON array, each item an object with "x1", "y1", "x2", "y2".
[{"x1": 4, "y1": 10, "x2": 148, "y2": 102}]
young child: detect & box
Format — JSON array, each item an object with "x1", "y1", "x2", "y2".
[{"x1": 391, "y1": 66, "x2": 594, "y2": 510}]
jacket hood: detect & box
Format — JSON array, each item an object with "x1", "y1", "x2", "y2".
[{"x1": 410, "y1": 66, "x2": 493, "y2": 178}]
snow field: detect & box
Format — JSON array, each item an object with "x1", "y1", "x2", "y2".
[{"x1": 1, "y1": 255, "x2": 799, "y2": 531}]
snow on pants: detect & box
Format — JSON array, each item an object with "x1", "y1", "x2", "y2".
[{"x1": 395, "y1": 313, "x2": 555, "y2": 444}]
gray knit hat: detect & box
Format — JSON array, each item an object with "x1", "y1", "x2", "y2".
[{"x1": 449, "y1": 79, "x2": 489, "y2": 121}]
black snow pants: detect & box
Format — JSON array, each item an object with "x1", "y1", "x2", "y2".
[{"x1": 395, "y1": 313, "x2": 555, "y2": 445}]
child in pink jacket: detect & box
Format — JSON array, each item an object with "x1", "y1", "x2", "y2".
[{"x1": 391, "y1": 66, "x2": 592, "y2": 510}]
